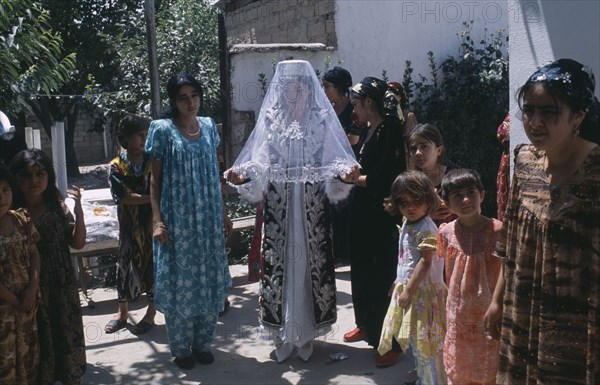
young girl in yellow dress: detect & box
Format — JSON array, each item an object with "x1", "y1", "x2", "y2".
[{"x1": 378, "y1": 170, "x2": 447, "y2": 384}]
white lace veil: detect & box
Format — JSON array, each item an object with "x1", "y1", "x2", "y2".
[{"x1": 225, "y1": 60, "x2": 358, "y2": 201}]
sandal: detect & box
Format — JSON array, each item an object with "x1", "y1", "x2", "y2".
[
  {"x1": 173, "y1": 355, "x2": 195, "y2": 370},
  {"x1": 192, "y1": 348, "x2": 214, "y2": 364},
  {"x1": 132, "y1": 320, "x2": 154, "y2": 335},
  {"x1": 105, "y1": 319, "x2": 127, "y2": 334},
  {"x1": 218, "y1": 299, "x2": 231, "y2": 317}
]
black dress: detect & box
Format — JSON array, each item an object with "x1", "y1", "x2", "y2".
[{"x1": 349, "y1": 116, "x2": 406, "y2": 347}]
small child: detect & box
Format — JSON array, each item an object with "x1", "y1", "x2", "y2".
[
  {"x1": 105, "y1": 114, "x2": 155, "y2": 335},
  {"x1": 438, "y1": 168, "x2": 502, "y2": 385},
  {"x1": 0, "y1": 161, "x2": 41, "y2": 385},
  {"x1": 10, "y1": 149, "x2": 87, "y2": 385},
  {"x1": 378, "y1": 170, "x2": 447, "y2": 384}
]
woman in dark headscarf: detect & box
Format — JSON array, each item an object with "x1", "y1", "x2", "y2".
[
  {"x1": 322, "y1": 66, "x2": 363, "y2": 148},
  {"x1": 339, "y1": 77, "x2": 406, "y2": 367},
  {"x1": 322, "y1": 66, "x2": 361, "y2": 266}
]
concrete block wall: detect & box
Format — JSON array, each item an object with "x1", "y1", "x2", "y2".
[
  {"x1": 29, "y1": 114, "x2": 117, "y2": 166},
  {"x1": 222, "y1": 0, "x2": 337, "y2": 47},
  {"x1": 225, "y1": 44, "x2": 336, "y2": 165}
]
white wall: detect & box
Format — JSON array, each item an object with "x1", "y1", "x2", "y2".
[
  {"x1": 230, "y1": 1, "x2": 510, "y2": 119},
  {"x1": 509, "y1": 0, "x2": 600, "y2": 153},
  {"x1": 334, "y1": 0, "x2": 509, "y2": 83},
  {"x1": 230, "y1": 46, "x2": 336, "y2": 117}
]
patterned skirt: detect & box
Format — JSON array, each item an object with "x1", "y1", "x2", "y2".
[{"x1": 378, "y1": 279, "x2": 447, "y2": 360}]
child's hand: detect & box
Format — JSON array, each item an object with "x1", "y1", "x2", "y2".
[
  {"x1": 4, "y1": 292, "x2": 21, "y2": 310},
  {"x1": 430, "y1": 196, "x2": 452, "y2": 222},
  {"x1": 398, "y1": 288, "x2": 412, "y2": 309},
  {"x1": 68, "y1": 185, "x2": 83, "y2": 202},
  {"x1": 483, "y1": 300, "x2": 503, "y2": 340},
  {"x1": 19, "y1": 286, "x2": 37, "y2": 313}
]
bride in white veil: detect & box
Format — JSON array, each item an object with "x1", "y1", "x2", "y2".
[{"x1": 226, "y1": 60, "x2": 359, "y2": 362}]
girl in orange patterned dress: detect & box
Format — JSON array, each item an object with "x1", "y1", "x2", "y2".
[
  {"x1": 439, "y1": 168, "x2": 503, "y2": 385},
  {"x1": 0, "y1": 161, "x2": 41, "y2": 385}
]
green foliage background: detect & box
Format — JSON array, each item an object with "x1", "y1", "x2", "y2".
[
  {"x1": 0, "y1": 0, "x2": 75, "y2": 115},
  {"x1": 403, "y1": 22, "x2": 509, "y2": 217},
  {"x1": 87, "y1": 0, "x2": 221, "y2": 136}
]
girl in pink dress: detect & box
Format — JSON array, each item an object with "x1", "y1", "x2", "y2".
[{"x1": 438, "y1": 168, "x2": 502, "y2": 385}]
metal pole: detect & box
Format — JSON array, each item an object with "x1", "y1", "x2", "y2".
[
  {"x1": 145, "y1": 0, "x2": 161, "y2": 119},
  {"x1": 218, "y1": 12, "x2": 232, "y2": 167}
]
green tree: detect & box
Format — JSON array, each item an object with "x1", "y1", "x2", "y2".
[
  {"x1": 87, "y1": 0, "x2": 221, "y2": 147},
  {"x1": 0, "y1": 0, "x2": 75, "y2": 119},
  {"x1": 22, "y1": 0, "x2": 139, "y2": 175}
]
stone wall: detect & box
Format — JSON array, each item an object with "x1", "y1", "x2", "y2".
[{"x1": 221, "y1": 0, "x2": 337, "y2": 47}]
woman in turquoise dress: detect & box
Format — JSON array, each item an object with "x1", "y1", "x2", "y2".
[{"x1": 145, "y1": 72, "x2": 232, "y2": 370}]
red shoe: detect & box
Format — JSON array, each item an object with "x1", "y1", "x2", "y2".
[
  {"x1": 343, "y1": 327, "x2": 368, "y2": 342},
  {"x1": 376, "y1": 350, "x2": 400, "y2": 368}
]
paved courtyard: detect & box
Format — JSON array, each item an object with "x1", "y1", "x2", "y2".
[{"x1": 80, "y1": 265, "x2": 417, "y2": 385}]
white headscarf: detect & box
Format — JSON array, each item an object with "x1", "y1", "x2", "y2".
[{"x1": 225, "y1": 60, "x2": 358, "y2": 202}]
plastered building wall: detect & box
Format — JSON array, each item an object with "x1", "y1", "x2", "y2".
[{"x1": 508, "y1": 0, "x2": 600, "y2": 155}]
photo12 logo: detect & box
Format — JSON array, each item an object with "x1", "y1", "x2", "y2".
[{"x1": 399, "y1": 1, "x2": 540, "y2": 24}]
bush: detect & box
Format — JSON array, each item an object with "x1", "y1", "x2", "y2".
[
  {"x1": 223, "y1": 194, "x2": 256, "y2": 264},
  {"x1": 403, "y1": 22, "x2": 508, "y2": 217}
]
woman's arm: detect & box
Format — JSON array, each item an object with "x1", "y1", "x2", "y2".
[
  {"x1": 397, "y1": 248, "x2": 434, "y2": 308},
  {"x1": 119, "y1": 194, "x2": 151, "y2": 206},
  {"x1": 150, "y1": 159, "x2": 168, "y2": 243}
]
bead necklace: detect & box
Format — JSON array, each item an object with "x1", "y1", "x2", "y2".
[{"x1": 179, "y1": 120, "x2": 200, "y2": 136}]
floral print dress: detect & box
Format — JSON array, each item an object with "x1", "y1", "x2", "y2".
[
  {"x1": 0, "y1": 209, "x2": 39, "y2": 385},
  {"x1": 379, "y1": 215, "x2": 447, "y2": 384},
  {"x1": 35, "y1": 203, "x2": 86, "y2": 385},
  {"x1": 108, "y1": 152, "x2": 153, "y2": 301},
  {"x1": 439, "y1": 218, "x2": 503, "y2": 385},
  {"x1": 145, "y1": 117, "x2": 231, "y2": 318}
]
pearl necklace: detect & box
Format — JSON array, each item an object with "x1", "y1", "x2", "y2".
[{"x1": 179, "y1": 120, "x2": 199, "y2": 136}]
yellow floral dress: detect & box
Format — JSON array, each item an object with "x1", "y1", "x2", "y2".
[{"x1": 379, "y1": 215, "x2": 447, "y2": 384}]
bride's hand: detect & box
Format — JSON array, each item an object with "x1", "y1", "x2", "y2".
[
  {"x1": 225, "y1": 169, "x2": 246, "y2": 185},
  {"x1": 339, "y1": 165, "x2": 360, "y2": 184}
]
